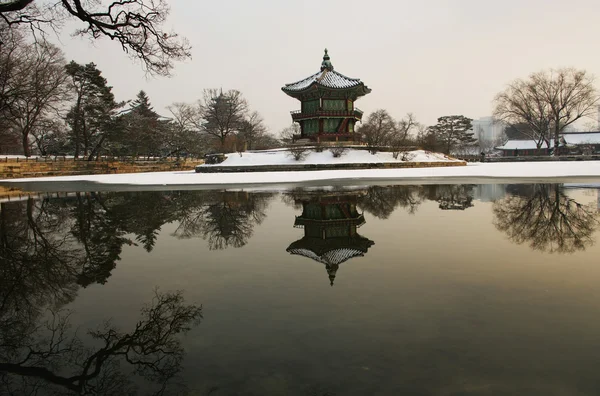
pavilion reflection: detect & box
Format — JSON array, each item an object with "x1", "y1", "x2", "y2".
[{"x1": 286, "y1": 190, "x2": 374, "y2": 286}]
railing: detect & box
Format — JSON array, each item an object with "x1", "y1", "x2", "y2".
[
  {"x1": 290, "y1": 108, "x2": 365, "y2": 120},
  {"x1": 454, "y1": 154, "x2": 600, "y2": 163}
]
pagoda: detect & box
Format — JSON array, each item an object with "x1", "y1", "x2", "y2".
[
  {"x1": 286, "y1": 191, "x2": 374, "y2": 286},
  {"x1": 282, "y1": 49, "x2": 371, "y2": 143}
]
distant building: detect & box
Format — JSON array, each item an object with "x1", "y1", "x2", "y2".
[
  {"x1": 495, "y1": 139, "x2": 556, "y2": 156},
  {"x1": 281, "y1": 49, "x2": 371, "y2": 143},
  {"x1": 562, "y1": 132, "x2": 600, "y2": 154},
  {"x1": 474, "y1": 184, "x2": 507, "y2": 202},
  {"x1": 471, "y1": 116, "x2": 506, "y2": 143},
  {"x1": 495, "y1": 131, "x2": 600, "y2": 156}
]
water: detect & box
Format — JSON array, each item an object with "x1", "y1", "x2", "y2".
[{"x1": 2, "y1": 184, "x2": 600, "y2": 395}]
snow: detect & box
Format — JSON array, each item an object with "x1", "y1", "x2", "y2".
[
  {"x1": 201, "y1": 149, "x2": 459, "y2": 167},
  {"x1": 496, "y1": 140, "x2": 555, "y2": 150},
  {"x1": 3, "y1": 161, "x2": 600, "y2": 188},
  {"x1": 283, "y1": 69, "x2": 362, "y2": 91},
  {"x1": 562, "y1": 133, "x2": 600, "y2": 145}
]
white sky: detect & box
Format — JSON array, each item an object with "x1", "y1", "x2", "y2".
[{"x1": 56, "y1": 0, "x2": 600, "y2": 134}]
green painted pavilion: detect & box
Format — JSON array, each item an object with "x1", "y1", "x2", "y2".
[{"x1": 282, "y1": 49, "x2": 371, "y2": 142}]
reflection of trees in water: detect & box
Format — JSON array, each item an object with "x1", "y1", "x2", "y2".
[
  {"x1": 0, "y1": 194, "x2": 205, "y2": 394},
  {"x1": 493, "y1": 184, "x2": 599, "y2": 253},
  {"x1": 173, "y1": 191, "x2": 275, "y2": 250},
  {"x1": 356, "y1": 184, "x2": 475, "y2": 219},
  {"x1": 421, "y1": 184, "x2": 475, "y2": 211},
  {"x1": 0, "y1": 289, "x2": 202, "y2": 395},
  {"x1": 358, "y1": 185, "x2": 424, "y2": 218}
]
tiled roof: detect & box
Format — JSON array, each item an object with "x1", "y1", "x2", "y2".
[
  {"x1": 496, "y1": 139, "x2": 555, "y2": 150},
  {"x1": 562, "y1": 132, "x2": 600, "y2": 145},
  {"x1": 287, "y1": 247, "x2": 366, "y2": 266},
  {"x1": 283, "y1": 69, "x2": 364, "y2": 92}
]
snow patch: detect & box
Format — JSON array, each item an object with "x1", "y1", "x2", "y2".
[
  {"x1": 201, "y1": 149, "x2": 459, "y2": 167},
  {"x1": 3, "y1": 161, "x2": 600, "y2": 187}
]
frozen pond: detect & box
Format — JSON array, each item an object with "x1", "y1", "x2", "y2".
[{"x1": 2, "y1": 183, "x2": 600, "y2": 395}]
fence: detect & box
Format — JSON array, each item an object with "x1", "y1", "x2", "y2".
[{"x1": 454, "y1": 154, "x2": 600, "y2": 163}]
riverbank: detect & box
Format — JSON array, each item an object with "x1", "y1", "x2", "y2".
[
  {"x1": 3, "y1": 161, "x2": 600, "y2": 192},
  {"x1": 0, "y1": 157, "x2": 204, "y2": 179}
]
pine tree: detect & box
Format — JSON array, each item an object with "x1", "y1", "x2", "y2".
[
  {"x1": 120, "y1": 90, "x2": 164, "y2": 157},
  {"x1": 428, "y1": 115, "x2": 476, "y2": 154},
  {"x1": 66, "y1": 62, "x2": 122, "y2": 159}
]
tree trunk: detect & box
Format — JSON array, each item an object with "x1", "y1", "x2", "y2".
[
  {"x1": 82, "y1": 116, "x2": 89, "y2": 157},
  {"x1": 22, "y1": 131, "x2": 30, "y2": 157}
]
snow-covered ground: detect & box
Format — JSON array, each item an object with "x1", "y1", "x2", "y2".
[
  {"x1": 3, "y1": 161, "x2": 600, "y2": 188},
  {"x1": 201, "y1": 149, "x2": 459, "y2": 167}
]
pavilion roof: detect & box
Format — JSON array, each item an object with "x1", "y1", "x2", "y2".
[
  {"x1": 282, "y1": 49, "x2": 371, "y2": 97},
  {"x1": 286, "y1": 235, "x2": 374, "y2": 266},
  {"x1": 283, "y1": 69, "x2": 365, "y2": 92},
  {"x1": 287, "y1": 247, "x2": 366, "y2": 267}
]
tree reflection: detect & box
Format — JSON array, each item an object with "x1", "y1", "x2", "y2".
[
  {"x1": 422, "y1": 184, "x2": 475, "y2": 211},
  {"x1": 493, "y1": 184, "x2": 599, "y2": 253},
  {"x1": 173, "y1": 191, "x2": 275, "y2": 250},
  {"x1": 0, "y1": 289, "x2": 202, "y2": 395},
  {"x1": 355, "y1": 185, "x2": 475, "y2": 219},
  {"x1": 357, "y1": 185, "x2": 424, "y2": 218},
  {"x1": 0, "y1": 191, "x2": 216, "y2": 394}
]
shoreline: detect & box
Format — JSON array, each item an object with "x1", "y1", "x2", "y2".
[{"x1": 2, "y1": 161, "x2": 600, "y2": 192}]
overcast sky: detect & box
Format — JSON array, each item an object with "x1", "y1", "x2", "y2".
[{"x1": 57, "y1": 0, "x2": 600, "y2": 133}]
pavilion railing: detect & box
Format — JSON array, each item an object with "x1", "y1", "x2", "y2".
[{"x1": 290, "y1": 108, "x2": 364, "y2": 120}]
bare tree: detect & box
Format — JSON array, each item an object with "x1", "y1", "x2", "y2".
[
  {"x1": 238, "y1": 110, "x2": 267, "y2": 151},
  {"x1": 278, "y1": 123, "x2": 300, "y2": 146},
  {"x1": 197, "y1": 89, "x2": 248, "y2": 153},
  {"x1": 536, "y1": 69, "x2": 599, "y2": 153},
  {"x1": 494, "y1": 68, "x2": 599, "y2": 153},
  {"x1": 356, "y1": 109, "x2": 396, "y2": 153},
  {"x1": 390, "y1": 112, "x2": 419, "y2": 159},
  {"x1": 0, "y1": 0, "x2": 190, "y2": 76},
  {"x1": 166, "y1": 101, "x2": 199, "y2": 158},
  {"x1": 30, "y1": 114, "x2": 67, "y2": 155},
  {"x1": 2, "y1": 38, "x2": 70, "y2": 156}
]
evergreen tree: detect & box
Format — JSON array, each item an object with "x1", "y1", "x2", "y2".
[
  {"x1": 65, "y1": 62, "x2": 122, "y2": 159},
  {"x1": 120, "y1": 91, "x2": 164, "y2": 157},
  {"x1": 428, "y1": 115, "x2": 476, "y2": 154}
]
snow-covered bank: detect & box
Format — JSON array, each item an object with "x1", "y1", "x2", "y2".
[
  {"x1": 3, "y1": 161, "x2": 600, "y2": 188},
  {"x1": 200, "y1": 149, "x2": 459, "y2": 167}
]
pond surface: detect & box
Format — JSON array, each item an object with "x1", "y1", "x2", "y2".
[{"x1": 2, "y1": 183, "x2": 600, "y2": 395}]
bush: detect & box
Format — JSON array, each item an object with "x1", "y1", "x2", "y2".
[
  {"x1": 330, "y1": 146, "x2": 348, "y2": 158},
  {"x1": 401, "y1": 151, "x2": 415, "y2": 161},
  {"x1": 287, "y1": 146, "x2": 310, "y2": 161}
]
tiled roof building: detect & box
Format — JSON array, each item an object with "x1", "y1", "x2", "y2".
[{"x1": 282, "y1": 49, "x2": 371, "y2": 142}]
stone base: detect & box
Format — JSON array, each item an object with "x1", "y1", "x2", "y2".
[{"x1": 196, "y1": 161, "x2": 466, "y2": 173}]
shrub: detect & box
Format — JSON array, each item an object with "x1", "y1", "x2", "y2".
[
  {"x1": 330, "y1": 146, "x2": 348, "y2": 158},
  {"x1": 287, "y1": 146, "x2": 310, "y2": 161}
]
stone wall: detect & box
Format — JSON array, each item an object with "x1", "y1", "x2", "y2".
[
  {"x1": 196, "y1": 161, "x2": 466, "y2": 173},
  {"x1": 0, "y1": 158, "x2": 204, "y2": 179}
]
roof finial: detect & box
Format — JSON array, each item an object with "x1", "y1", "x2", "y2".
[{"x1": 321, "y1": 48, "x2": 333, "y2": 71}]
